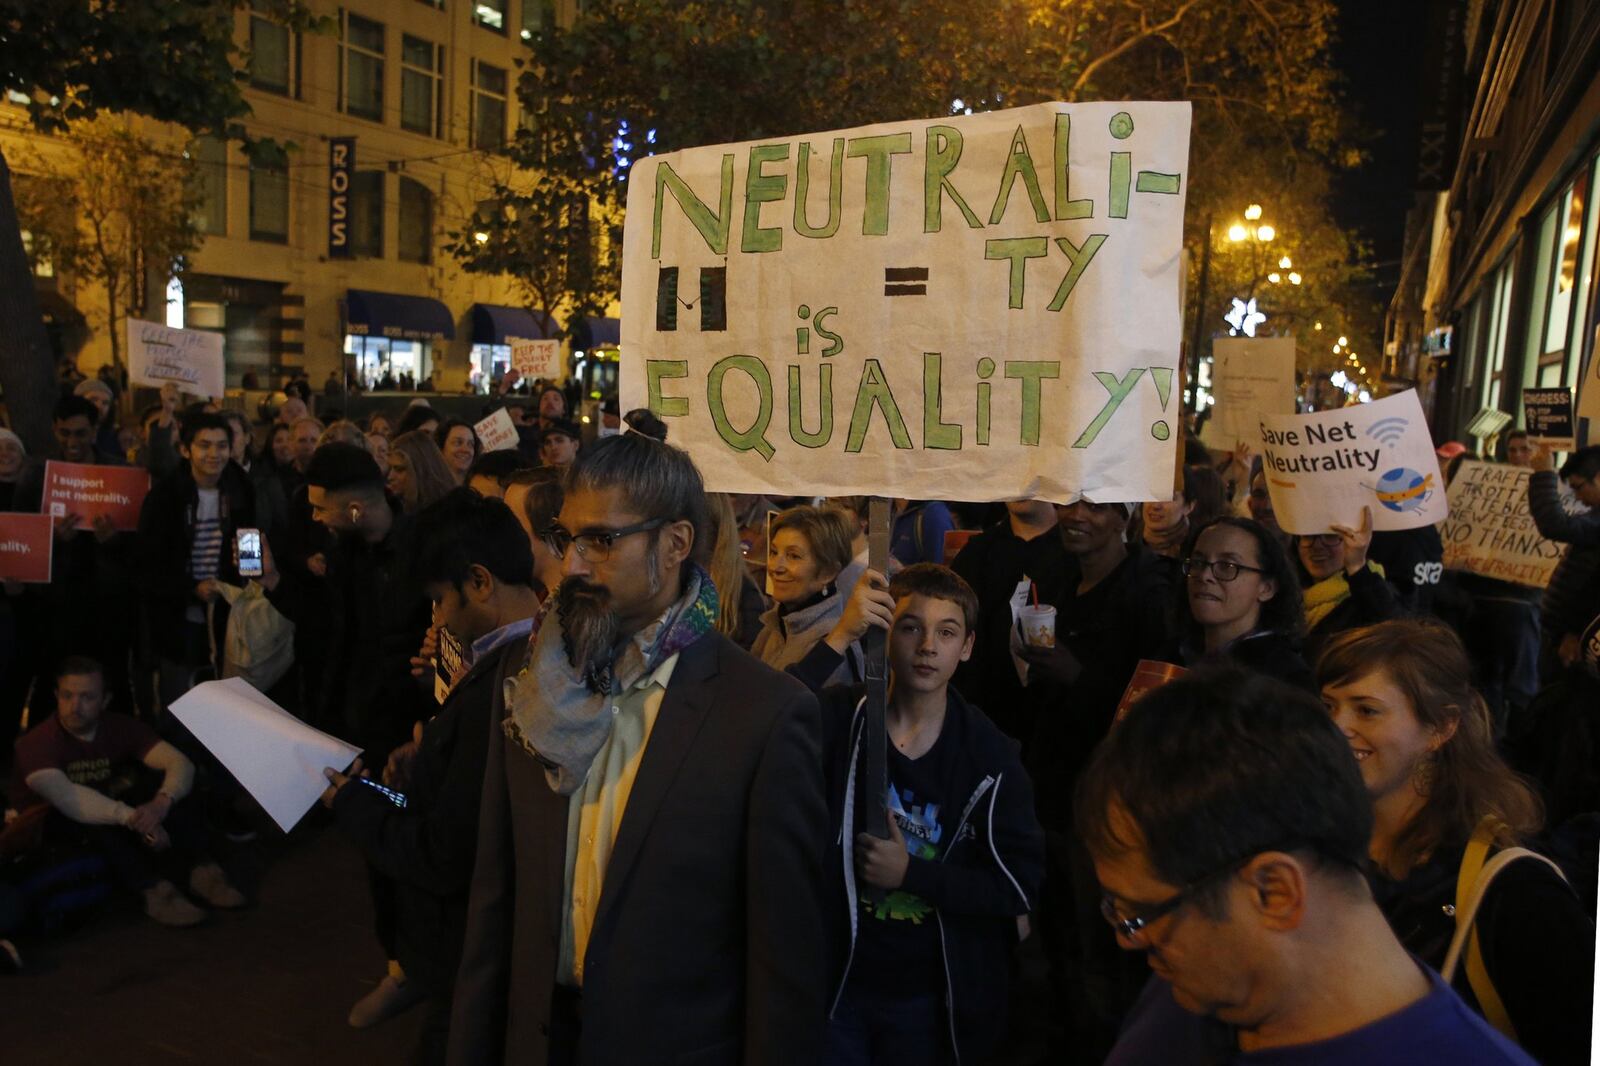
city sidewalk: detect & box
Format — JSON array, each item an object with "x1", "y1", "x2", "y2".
[{"x1": 5, "y1": 820, "x2": 423, "y2": 1064}]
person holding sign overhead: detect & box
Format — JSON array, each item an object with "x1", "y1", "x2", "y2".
[
  {"x1": 1293, "y1": 506, "x2": 1400, "y2": 663},
  {"x1": 753, "y1": 505, "x2": 866, "y2": 687}
]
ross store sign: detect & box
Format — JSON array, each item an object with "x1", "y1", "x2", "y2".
[{"x1": 329, "y1": 137, "x2": 354, "y2": 259}]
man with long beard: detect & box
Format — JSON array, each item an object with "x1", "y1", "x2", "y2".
[{"x1": 449, "y1": 433, "x2": 828, "y2": 1066}]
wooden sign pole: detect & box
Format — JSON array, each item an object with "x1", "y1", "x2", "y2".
[{"x1": 862, "y1": 497, "x2": 892, "y2": 857}]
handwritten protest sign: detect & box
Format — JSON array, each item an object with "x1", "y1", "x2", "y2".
[
  {"x1": 511, "y1": 338, "x2": 562, "y2": 380},
  {"x1": 41, "y1": 461, "x2": 150, "y2": 531},
  {"x1": 1438, "y1": 460, "x2": 1561, "y2": 588},
  {"x1": 620, "y1": 101, "x2": 1192, "y2": 503},
  {"x1": 1201, "y1": 336, "x2": 1296, "y2": 449},
  {"x1": 127, "y1": 319, "x2": 225, "y2": 398},
  {"x1": 1523, "y1": 387, "x2": 1575, "y2": 451},
  {"x1": 474, "y1": 407, "x2": 521, "y2": 453},
  {"x1": 1256, "y1": 390, "x2": 1447, "y2": 534},
  {"x1": 0, "y1": 513, "x2": 53, "y2": 583}
]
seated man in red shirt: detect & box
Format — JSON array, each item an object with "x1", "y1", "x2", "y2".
[{"x1": 7, "y1": 656, "x2": 244, "y2": 926}]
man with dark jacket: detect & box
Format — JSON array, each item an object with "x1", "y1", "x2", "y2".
[
  {"x1": 949, "y1": 499, "x2": 1066, "y2": 743},
  {"x1": 1528, "y1": 444, "x2": 1600, "y2": 680},
  {"x1": 135, "y1": 412, "x2": 257, "y2": 707},
  {"x1": 258, "y1": 443, "x2": 432, "y2": 760},
  {"x1": 448, "y1": 434, "x2": 827, "y2": 1066},
  {"x1": 322, "y1": 489, "x2": 543, "y2": 1064},
  {"x1": 790, "y1": 563, "x2": 1044, "y2": 1065}
]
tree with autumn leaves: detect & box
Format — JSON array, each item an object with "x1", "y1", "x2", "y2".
[{"x1": 455, "y1": 0, "x2": 1381, "y2": 391}]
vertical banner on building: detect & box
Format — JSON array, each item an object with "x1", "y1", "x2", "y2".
[
  {"x1": 329, "y1": 137, "x2": 354, "y2": 259},
  {"x1": 620, "y1": 101, "x2": 1193, "y2": 503}
]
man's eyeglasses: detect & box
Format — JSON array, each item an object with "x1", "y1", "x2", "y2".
[
  {"x1": 1181, "y1": 556, "x2": 1267, "y2": 583},
  {"x1": 540, "y1": 518, "x2": 665, "y2": 562}
]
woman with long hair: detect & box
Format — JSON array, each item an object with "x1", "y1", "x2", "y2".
[
  {"x1": 435, "y1": 418, "x2": 480, "y2": 485},
  {"x1": 1319, "y1": 620, "x2": 1593, "y2": 1064},
  {"x1": 1169, "y1": 515, "x2": 1312, "y2": 689},
  {"x1": 705, "y1": 492, "x2": 766, "y2": 648},
  {"x1": 387, "y1": 430, "x2": 457, "y2": 514}
]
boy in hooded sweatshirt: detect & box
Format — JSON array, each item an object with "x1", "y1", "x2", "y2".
[{"x1": 789, "y1": 563, "x2": 1045, "y2": 1066}]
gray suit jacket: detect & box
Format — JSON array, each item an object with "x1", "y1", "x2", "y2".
[{"x1": 447, "y1": 630, "x2": 828, "y2": 1066}]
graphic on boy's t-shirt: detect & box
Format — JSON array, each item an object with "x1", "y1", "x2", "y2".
[{"x1": 864, "y1": 785, "x2": 942, "y2": 923}]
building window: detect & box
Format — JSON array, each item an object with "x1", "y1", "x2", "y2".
[
  {"x1": 398, "y1": 177, "x2": 433, "y2": 264},
  {"x1": 191, "y1": 136, "x2": 228, "y2": 236},
  {"x1": 474, "y1": 0, "x2": 506, "y2": 32},
  {"x1": 1481, "y1": 260, "x2": 1514, "y2": 411},
  {"x1": 521, "y1": 0, "x2": 551, "y2": 43},
  {"x1": 400, "y1": 35, "x2": 442, "y2": 137},
  {"x1": 472, "y1": 61, "x2": 508, "y2": 150},
  {"x1": 249, "y1": 10, "x2": 294, "y2": 94},
  {"x1": 1565, "y1": 153, "x2": 1600, "y2": 386},
  {"x1": 343, "y1": 12, "x2": 386, "y2": 122},
  {"x1": 350, "y1": 171, "x2": 384, "y2": 258},
  {"x1": 249, "y1": 161, "x2": 289, "y2": 243}
]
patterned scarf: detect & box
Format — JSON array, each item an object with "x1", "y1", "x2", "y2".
[{"x1": 504, "y1": 564, "x2": 719, "y2": 795}]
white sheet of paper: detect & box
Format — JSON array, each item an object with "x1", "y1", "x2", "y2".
[
  {"x1": 474, "y1": 407, "x2": 521, "y2": 453},
  {"x1": 126, "y1": 318, "x2": 225, "y2": 398},
  {"x1": 511, "y1": 338, "x2": 561, "y2": 380},
  {"x1": 1202, "y1": 336, "x2": 1296, "y2": 449},
  {"x1": 168, "y1": 678, "x2": 362, "y2": 833}
]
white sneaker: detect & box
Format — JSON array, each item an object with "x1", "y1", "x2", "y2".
[
  {"x1": 348, "y1": 972, "x2": 426, "y2": 1028},
  {"x1": 189, "y1": 863, "x2": 247, "y2": 909},
  {"x1": 143, "y1": 881, "x2": 205, "y2": 927}
]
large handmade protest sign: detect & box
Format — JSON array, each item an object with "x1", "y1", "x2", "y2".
[
  {"x1": 1438, "y1": 460, "x2": 1561, "y2": 588},
  {"x1": 620, "y1": 101, "x2": 1191, "y2": 503},
  {"x1": 127, "y1": 318, "x2": 225, "y2": 398},
  {"x1": 1256, "y1": 390, "x2": 1447, "y2": 534},
  {"x1": 41, "y1": 461, "x2": 150, "y2": 532}
]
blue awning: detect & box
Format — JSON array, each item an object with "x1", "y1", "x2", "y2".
[
  {"x1": 569, "y1": 316, "x2": 620, "y2": 350},
  {"x1": 344, "y1": 289, "x2": 455, "y2": 341},
  {"x1": 470, "y1": 303, "x2": 558, "y2": 344}
]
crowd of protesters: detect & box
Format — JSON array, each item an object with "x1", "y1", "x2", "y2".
[{"x1": 0, "y1": 368, "x2": 1596, "y2": 1066}]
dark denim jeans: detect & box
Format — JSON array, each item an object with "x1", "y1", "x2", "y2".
[{"x1": 826, "y1": 980, "x2": 954, "y2": 1066}]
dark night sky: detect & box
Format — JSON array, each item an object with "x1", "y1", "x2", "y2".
[{"x1": 1331, "y1": 0, "x2": 1434, "y2": 285}]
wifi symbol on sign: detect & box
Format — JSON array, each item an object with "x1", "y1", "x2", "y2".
[{"x1": 1367, "y1": 417, "x2": 1409, "y2": 448}]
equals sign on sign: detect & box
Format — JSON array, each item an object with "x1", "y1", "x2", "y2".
[{"x1": 884, "y1": 267, "x2": 928, "y2": 297}]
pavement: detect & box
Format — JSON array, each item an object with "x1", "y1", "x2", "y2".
[{"x1": 4, "y1": 816, "x2": 425, "y2": 1065}]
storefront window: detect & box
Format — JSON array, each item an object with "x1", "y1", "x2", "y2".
[
  {"x1": 1565, "y1": 153, "x2": 1600, "y2": 387},
  {"x1": 469, "y1": 343, "x2": 511, "y2": 393},
  {"x1": 1482, "y1": 260, "x2": 1514, "y2": 412},
  {"x1": 345, "y1": 335, "x2": 434, "y2": 390},
  {"x1": 1521, "y1": 205, "x2": 1557, "y2": 389}
]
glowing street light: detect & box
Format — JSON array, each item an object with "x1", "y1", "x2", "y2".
[
  {"x1": 1337, "y1": 335, "x2": 1349, "y2": 347},
  {"x1": 1314, "y1": 321, "x2": 1323, "y2": 330},
  {"x1": 1279, "y1": 256, "x2": 1293, "y2": 269},
  {"x1": 473, "y1": 231, "x2": 490, "y2": 244},
  {"x1": 1268, "y1": 272, "x2": 1282, "y2": 284},
  {"x1": 1288, "y1": 272, "x2": 1302, "y2": 285},
  {"x1": 1245, "y1": 204, "x2": 1263, "y2": 221},
  {"x1": 1228, "y1": 223, "x2": 1248, "y2": 242},
  {"x1": 1256, "y1": 225, "x2": 1276, "y2": 242}
]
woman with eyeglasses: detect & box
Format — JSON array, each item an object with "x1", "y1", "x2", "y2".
[
  {"x1": 1318, "y1": 620, "x2": 1594, "y2": 1064},
  {"x1": 1170, "y1": 516, "x2": 1313, "y2": 690},
  {"x1": 1293, "y1": 505, "x2": 1399, "y2": 663},
  {"x1": 750, "y1": 505, "x2": 864, "y2": 686}
]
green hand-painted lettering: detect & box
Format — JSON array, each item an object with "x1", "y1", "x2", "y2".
[
  {"x1": 976, "y1": 381, "x2": 991, "y2": 445},
  {"x1": 794, "y1": 138, "x2": 844, "y2": 239},
  {"x1": 1136, "y1": 171, "x2": 1181, "y2": 195},
  {"x1": 707, "y1": 355, "x2": 775, "y2": 460},
  {"x1": 988, "y1": 125, "x2": 1050, "y2": 225},
  {"x1": 787, "y1": 363, "x2": 834, "y2": 448},
  {"x1": 924, "y1": 126, "x2": 982, "y2": 233},
  {"x1": 646, "y1": 360, "x2": 690, "y2": 417},
  {"x1": 986, "y1": 237, "x2": 1049, "y2": 309},
  {"x1": 1109, "y1": 151, "x2": 1131, "y2": 219},
  {"x1": 1047, "y1": 234, "x2": 1108, "y2": 311},
  {"x1": 846, "y1": 133, "x2": 913, "y2": 236},
  {"x1": 742, "y1": 144, "x2": 789, "y2": 253},
  {"x1": 845, "y1": 359, "x2": 912, "y2": 452},
  {"x1": 652, "y1": 156, "x2": 733, "y2": 258},
  {"x1": 1005, "y1": 360, "x2": 1061, "y2": 445},
  {"x1": 1052, "y1": 114, "x2": 1093, "y2": 220},
  {"x1": 922, "y1": 353, "x2": 961, "y2": 450},
  {"x1": 1072, "y1": 368, "x2": 1146, "y2": 448},
  {"x1": 1150, "y1": 367, "x2": 1174, "y2": 408},
  {"x1": 813, "y1": 307, "x2": 843, "y2": 356}
]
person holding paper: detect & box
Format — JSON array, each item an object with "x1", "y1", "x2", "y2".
[
  {"x1": 322, "y1": 489, "x2": 544, "y2": 1061},
  {"x1": 752, "y1": 505, "x2": 865, "y2": 687},
  {"x1": 7, "y1": 657, "x2": 244, "y2": 927},
  {"x1": 1293, "y1": 507, "x2": 1400, "y2": 663},
  {"x1": 1527, "y1": 444, "x2": 1600, "y2": 679},
  {"x1": 449, "y1": 432, "x2": 828, "y2": 1066}
]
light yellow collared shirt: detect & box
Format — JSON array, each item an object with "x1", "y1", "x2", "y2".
[{"x1": 557, "y1": 652, "x2": 680, "y2": 987}]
